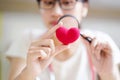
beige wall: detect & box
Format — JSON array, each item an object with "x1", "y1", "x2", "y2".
[{"x1": 0, "y1": 11, "x2": 3, "y2": 80}]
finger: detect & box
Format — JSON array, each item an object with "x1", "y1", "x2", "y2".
[
  {"x1": 30, "y1": 46, "x2": 51, "y2": 53},
  {"x1": 101, "y1": 43, "x2": 112, "y2": 56},
  {"x1": 41, "y1": 22, "x2": 63, "y2": 39},
  {"x1": 31, "y1": 39, "x2": 55, "y2": 53},
  {"x1": 94, "y1": 43, "x2": 102, "y2": 60},
  {"x1": 28, "y1": 50, "x2": 47, "y2": 60},
  {"x1": 90, "y1": 37, "x2": 97, "y2": 56},
  {"x1": 30, "y1": 46, "x2": 52, "y2": 57}
]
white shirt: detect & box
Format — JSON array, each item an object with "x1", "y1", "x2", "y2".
[
  {"x1": 38, "y1": 42, "x2": 92, "y2": 80},
  {"x1": 6, "y1": 29, "x2": 120, "y2": 80}
]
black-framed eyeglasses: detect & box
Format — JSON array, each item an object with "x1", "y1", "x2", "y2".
[{"x1": 39, "y1": 0, "x2": 82, "y2": 10}]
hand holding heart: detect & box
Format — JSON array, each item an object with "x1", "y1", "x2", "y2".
[{"x1": 26, "y1": 23, "x2": 70, "y2": 77}]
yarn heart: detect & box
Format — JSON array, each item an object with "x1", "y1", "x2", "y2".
[{"x1": 56, "y1": 26, "x2": 80, "y2": 45}]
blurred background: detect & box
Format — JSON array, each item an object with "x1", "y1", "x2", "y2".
[{"x1": 0, "y1": 0, "x2": 120, "y2": 80}]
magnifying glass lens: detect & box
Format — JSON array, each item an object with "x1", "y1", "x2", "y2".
[{"x1": 57, "y1": 15, "x2": 80, "y2": 29}]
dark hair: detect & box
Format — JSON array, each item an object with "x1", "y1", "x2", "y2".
[
  {"x1": 37, "y1": 0, "x2": 89, "y2": 5},
  {"x1": 81, "y1": 0, "x2": 88, "y2": 3}
]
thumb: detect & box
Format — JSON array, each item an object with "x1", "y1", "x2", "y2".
[{"x1": 41, "y1": 22, "x2": 63, "y2": 39}]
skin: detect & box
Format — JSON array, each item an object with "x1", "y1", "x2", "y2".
[{"x1": 7, "y1": 0, "x2": 120, "y2": 80}]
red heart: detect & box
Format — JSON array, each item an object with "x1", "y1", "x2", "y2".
[{"x1": 56, "y1": 26, "x2": 80, "y2": 45}]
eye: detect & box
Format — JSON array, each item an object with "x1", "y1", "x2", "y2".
[
  {"x1": 61, "y1": 1, "x2": 75, "y2": 6},
  {"x1": 42, "y1": 0, "x2": 54, "y2": 6}
]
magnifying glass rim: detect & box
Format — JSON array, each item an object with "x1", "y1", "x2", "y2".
[{"x1": 57, "y1": 14, "x2": 81, "y2": 29}]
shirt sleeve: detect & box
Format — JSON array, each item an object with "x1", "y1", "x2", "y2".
[
  {"x1": 5, "y1": 29, "x2": 46, "y2": 59},
  {"x1": 5, "y1": 31, "x2": 32, "y2": 59}
]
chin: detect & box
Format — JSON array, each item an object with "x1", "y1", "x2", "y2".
[{"x1": 55, "y1": 50, "x2": 74, "y2": 62}]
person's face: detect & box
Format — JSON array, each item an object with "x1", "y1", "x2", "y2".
[{"x1": 39, "y1": 0, "x2": 88, "y2": 29}]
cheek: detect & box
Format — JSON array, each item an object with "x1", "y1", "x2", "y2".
[
  {"x1": 41, "y1": 12, "x2": 49, "y2": 21},
  {"x1": 40, "y1": 10, "x2": 51, "y2": 26}
]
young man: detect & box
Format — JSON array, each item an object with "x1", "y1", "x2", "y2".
[{"x1": 6, "y1": 0, "x2": 120, "y2": 80}]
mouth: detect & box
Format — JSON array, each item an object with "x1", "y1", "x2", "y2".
[{"x1": 50, "y1": 21, "x2": 58, "y2": 26}]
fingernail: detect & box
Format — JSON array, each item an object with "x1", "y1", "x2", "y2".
[
  {"x1": 40, "y1": 50, "x2": 47, "y2": 58},
  {"x1": 58, "y1": 21, "x2": 63, "y2": 25}
]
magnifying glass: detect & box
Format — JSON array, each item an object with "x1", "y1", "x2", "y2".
[{"x1": 57, "y1": 14, "x2": 92, "y2": 44}]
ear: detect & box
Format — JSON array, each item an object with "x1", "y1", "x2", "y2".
[{"x1": 82, "y1": 3, "x2": 88, "y2": 18}]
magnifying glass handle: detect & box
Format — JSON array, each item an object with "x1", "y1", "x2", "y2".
[{"x1": 80, "y1": 34, "x2": 92, "y2": 43}]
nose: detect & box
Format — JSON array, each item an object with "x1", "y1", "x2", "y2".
[{"x1": 51, "y1": 3, "x2": 63, "y2": 20}]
